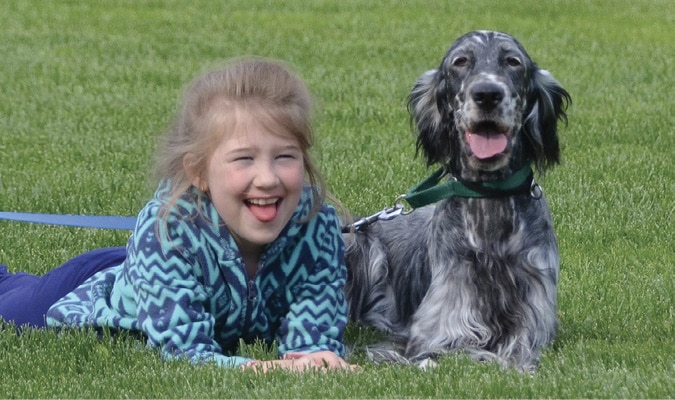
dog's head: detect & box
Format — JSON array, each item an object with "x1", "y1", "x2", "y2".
[{"x1": 408, "y1": 30, "x2": 571, "y2": 179}]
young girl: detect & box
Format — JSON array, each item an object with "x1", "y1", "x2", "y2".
[{"x1": 0, "y1": 58, "x2": 354, "y2": 372}]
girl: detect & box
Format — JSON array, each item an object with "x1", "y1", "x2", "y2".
[{"x1": 0, "y1": 58, "x2": 353, "y2": 372}]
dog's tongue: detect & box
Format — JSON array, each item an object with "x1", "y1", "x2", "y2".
[
  {"x1": 466, "y1": 131, "x2": 508, "y2": 159},
  {"x1": 248, "y1": 203, "x2": 278, "y2": 222}
]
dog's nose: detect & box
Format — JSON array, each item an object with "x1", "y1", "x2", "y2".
[{"x1": 470, "y1": 82, "x2": 504, "y2": 109}]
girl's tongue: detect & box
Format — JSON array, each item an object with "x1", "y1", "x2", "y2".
[
  {"x1": 466, "y1": 131, "x2": 509, "y2": 159},
  {"x1": 247, "y1": 199, "x2": 279, "y2": 222}
]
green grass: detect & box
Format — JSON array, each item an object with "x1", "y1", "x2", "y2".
[{"x1": 0, "y1": 0, "x2": 672, "y2": 398}]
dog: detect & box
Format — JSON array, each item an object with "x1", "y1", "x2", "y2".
[{"x1": 344, "y1": 30, "x2": 571, "y2": 371}]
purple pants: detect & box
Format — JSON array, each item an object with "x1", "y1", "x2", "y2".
[{"x1": 0, "y1": 247, "x2": 126, "y2": 328}]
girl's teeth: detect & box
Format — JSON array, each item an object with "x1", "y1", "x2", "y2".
[{"x1": 248, "y1": 198, "x2": 277, "y2": 206}]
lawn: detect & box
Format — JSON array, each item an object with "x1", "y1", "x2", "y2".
[{"x1": 0, "y1": 0, "x2": 672, "y2": 398}]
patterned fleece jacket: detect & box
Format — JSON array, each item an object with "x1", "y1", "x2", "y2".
[{"x1": 46, "y1": 182, "x2": 347, "y2": 367}]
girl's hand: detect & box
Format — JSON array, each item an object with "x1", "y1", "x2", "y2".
[{"x1": 241, "y1": 351, "x2": 359, "y2": 373}]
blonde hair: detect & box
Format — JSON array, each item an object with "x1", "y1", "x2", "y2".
[{"x1": 154, "y1": 57, "x2": 330, "y2": 222}]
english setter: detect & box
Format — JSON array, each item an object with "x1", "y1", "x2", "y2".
[{"x1": 345, "y1": 30, "x2": 571, "y2": 371}]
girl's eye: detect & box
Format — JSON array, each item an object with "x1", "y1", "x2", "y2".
[{"x1": 277, "y1": 153, "x2": 298, "y2": 160}]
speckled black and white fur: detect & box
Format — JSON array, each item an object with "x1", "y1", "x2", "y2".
[{"x1": 344, "y1": 31, "x2": 571, "y2": 371}]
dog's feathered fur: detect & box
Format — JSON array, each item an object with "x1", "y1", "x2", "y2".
[{"x1": 344, "y1": 31, "x2": 571, "y2": 371}]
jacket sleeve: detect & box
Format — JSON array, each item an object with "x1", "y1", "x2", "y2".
[
  {"x1": 276, "y1": 205, "x2": 348, "y2": 357},
  {"x1": 127, "y1": 205, "x2": 252, "y2": 368}
]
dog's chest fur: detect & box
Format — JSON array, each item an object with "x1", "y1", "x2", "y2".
[
  {"x1": 426, "y1": 196, "x2": 542, "y2": 347},
  {"x1": 434, "y1": 196, "x2": 530, "y2": 256},
  {"x1": 465, "y1": 198, "x2": 516, "y2": 243}
]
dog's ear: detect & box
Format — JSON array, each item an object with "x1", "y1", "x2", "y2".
[
  {"x1": 524, "y1": 68, "x2": 571, "y2": 173},
  {"x1": 408, "y1": 69, "x2": 455, "y2": 166}
]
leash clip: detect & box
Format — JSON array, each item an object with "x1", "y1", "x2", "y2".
[
  {"x1": 346, "y1": 195, "x2": 411, "y2": 233},
  {"x1": 391, "y1": 194, "x2": 413, "y2": 216},
  {"x1": 377, "y1": 204, "x2": 404, "y2": 221}
]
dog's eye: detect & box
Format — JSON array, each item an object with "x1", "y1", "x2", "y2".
[
  {"x1": 506, "y1": 56, "x2": 522, "y2": 67},
  {"x1": 452, "y1": 57, "x2": 469, "y2": 67}
]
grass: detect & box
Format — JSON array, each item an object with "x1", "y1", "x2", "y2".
[{"x1": 0, "y1": 0, "x2": 672, "y2": 398}]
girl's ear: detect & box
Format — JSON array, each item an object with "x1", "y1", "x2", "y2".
[{"x1": 183, "y1": 153, "x2": 207, "y2": 191}]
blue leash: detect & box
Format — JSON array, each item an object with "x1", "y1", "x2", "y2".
[{"x1": 0, "y1": 211, "x2": 137, "y2": 230}]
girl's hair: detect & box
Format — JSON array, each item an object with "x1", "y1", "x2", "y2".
[{"x1": 154, "y1": 57, "x2": 330, "y2": 222}]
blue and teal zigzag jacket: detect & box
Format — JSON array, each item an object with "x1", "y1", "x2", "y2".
[{"x1": 46, "y1": 182, "x2": 347, "y2": 367}]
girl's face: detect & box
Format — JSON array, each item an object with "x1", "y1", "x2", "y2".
[{"x1": 197, "y1": 110, "x2": 305, "y2": 261}]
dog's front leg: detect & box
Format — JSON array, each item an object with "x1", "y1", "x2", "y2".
[{"x1": 404, "y1": 258, "x2": 483, "y2": 363}]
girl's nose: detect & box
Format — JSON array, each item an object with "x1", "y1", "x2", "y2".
[{"x1": 253, "y1": 161, "x2": 280, "y2": 188}]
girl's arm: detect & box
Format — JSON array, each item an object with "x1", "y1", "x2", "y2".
[
  {"x1": 128, "y1": 206, "x2": 252, "y2": 368},
  {"x1": 275, "y1": 205, "x2": 349, "y2": 358}
]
